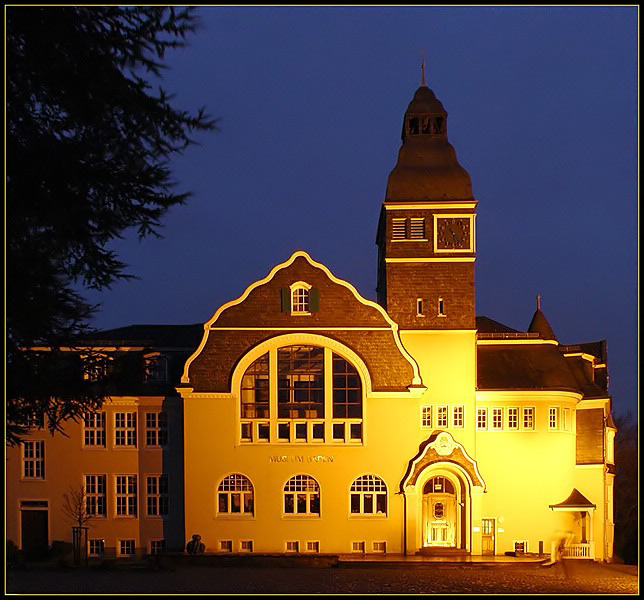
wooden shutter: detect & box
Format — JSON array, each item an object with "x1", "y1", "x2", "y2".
[
  {"x1": 280, "y1": 288, "x2": 291, "y2": 312},
  {"x1": 309, "y1": 288, "x2": 320, "y2": 312}
]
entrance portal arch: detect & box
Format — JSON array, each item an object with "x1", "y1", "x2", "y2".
[{"x1": 400, "y1": 431, "x2": 485, "y2": 554}]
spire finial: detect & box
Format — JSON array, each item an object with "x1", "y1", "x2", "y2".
[
  {"x1": 421, "y1": 50, "x2": 426, "y2": 86},
  {"x1": 536, "y1": 294, "x2": 541, "y2": 310}
]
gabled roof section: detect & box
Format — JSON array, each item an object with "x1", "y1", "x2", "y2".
[
  {"x1": 549, "y1": 488, "x2": 596, "y2": 510},
  {"x1": 182, "y1": 251, "x2": 422, "y2": 392}
]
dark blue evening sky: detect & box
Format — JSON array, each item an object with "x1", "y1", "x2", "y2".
[{"x1": 82, "y1": 6, "x2": 638, "y2": 417}]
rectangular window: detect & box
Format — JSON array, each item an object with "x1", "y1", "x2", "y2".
[
  {"x1": 452, "y1": 406, "x2": 464, "y2": 428},
  {"x1": 392, "y1": 218, "x2": 407, "y2": 239},
  {"x1": 373, "y1": 541, "x2": 387, "y2": 553},
  {"x1": 219, "y1": 540, "x2": 233, "y2": 552},
  {"x1": 507, "y1": 408, "x2": 519, "y2": 430},
  {"x1": 421, "y1": 406, "x2": 432, "y2": 428},
  {"x1": 115, "y1": 412, "x2": 137, "y2": 447},
  {"x1": 85, "y1": 474, "x2": 107, "y2": 517},
  {"x1": 240, "y1": 540, "x2": 253, "y2": 552},
  {"x1": 492, "y1": 408, "x2": 503, "y2": 429},
  {"x1": 146, "y1": 475, "x2": 169, "y2": 517},
  {"x1": 150, "y1": 539, "x2": 166, "y2": 554},
  {"x1": 306, "y1": 541, "x2": 320, "y2": 553},
  {"x1": 523, "y1": 407, "x2": 535, "y2": 430},
  {"x1": 416, "y1": 298, "x2": 424, "y2": 316},
  {"x1": 83, "y1": 412, "x2": 106, "y2": 447},
  {"x1": 477, "y1": 408, "x2": 487, "y2": 430},
  {"x1": 563, "y1": 407, "x2": 571, "y2": 431},
  {"x1": 88, "y1": 539, "x2": 105, "y2": 557},
  {"x1": 549, "y1": 407, "x2": 560, "y2": 430},
  {"x1": 145, "y1": 412, "x2": 168, "y2": 447},
  {"x1": 118, "y1": 539, "x2": 135, "y2": 557},
  {"x1": 22, "y1": 440, "x2": 45, "y2": 479},
  {"x1": 352, "y1": 541, "x2": 366, "y2": 553},
  {"x1": 285, "y1": 541, "x2": 299, "y2": 553},
  {"x1": 115, "y1": 475, "x2": 137, "y2": 516},
  {"x1": 437, "y1": 406, "x2": 448, "y2": 428},
  {"x1": 410, "y1": 218, "x2": 426, "y2": 239}
]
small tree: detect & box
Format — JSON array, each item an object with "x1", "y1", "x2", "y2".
[{"x1": 61, "y1": 486, "x2": 93, "y2": 566}]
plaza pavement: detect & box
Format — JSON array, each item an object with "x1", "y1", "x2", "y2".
[{"x1": 6, "y1": 556, "x2": 639, "y2": 595}]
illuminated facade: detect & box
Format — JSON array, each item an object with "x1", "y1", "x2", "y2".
[{"x1": 7, "y1": 78, "x2": 615, "y2": 561}]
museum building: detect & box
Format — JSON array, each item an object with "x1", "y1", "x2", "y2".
[{"x1": 6, "y1": 75, "x2": 616, "y2": 562}]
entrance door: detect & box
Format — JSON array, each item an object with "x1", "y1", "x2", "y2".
[
  {"x1": 423, "y1": 476, "x2": 458, "y2": 548},
  {"x1": 21, "y1": 509, "x2": 49, "y2": 560},
  {"x1": 481, "y1": 518, "x2": 495, "y2": 555}
]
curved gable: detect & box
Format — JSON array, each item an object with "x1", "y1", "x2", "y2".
[{"x1": 182, "y1": 251, "x2": 421, "y2": 392}]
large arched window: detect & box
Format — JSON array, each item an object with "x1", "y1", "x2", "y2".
[
  {"x1": 283, "y1": 475, "x2": 320, "y2": 515},
  {"x1": 239, "y1": 344, "x2": 364, "y2": 444},
  {"x1": 217, "y1": 474, "x2": 254, "y2": 515},
  {"x1": 350, "y1": 475, "x2": 387, "y2": 515}
]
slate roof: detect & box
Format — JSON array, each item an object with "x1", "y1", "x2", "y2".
[
  {"x1": 77, "y1": 324, "x2": 203, "y2": 349},
  {"x1": 477, "y1": 343, "x2": 581, "y2": 392}
]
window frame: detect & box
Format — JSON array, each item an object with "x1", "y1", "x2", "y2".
[
  {"x1": 507, "y1": 407, "x2": 519, "y2": 430},
  {"x1": 85, "y1": 474, "x2": 107, "y2": 518},
  {"x1": 83, "y1": 412, "x2": 106, "y2": 448},
  {"x1": 452, "y1": 405, "x2": 464, "y2": 429},
  {"x1": 146, "y1": 474, "x2": 169, "y2": 518},
  {"x1": 114, "y1": 411, "x2": 137, "y2": 448},
  {"x1": 491, "y1": 407, "x2": 503, "y2": 430},
  {"x1": 522, "y1": 406, "x2": 535, "y2": 430},
  {"x1": 144, "y1": 412, "x2": 168, "y2": 447},
  {"x1": 115, "y1": 474, "x2": 138, "y2": 517},
  {"x1": 349, "y1": 474, "x2": 388, "y2": 516},
  {"x1": 240, "y1": 345, "x2": 364, "y2": 444},
  {"x1": 283, "y1": 474, "x2": 320, "y2": 516},
  {"x1": 217, "y1": 473, "x2": 255, "y2": 517},
  {"x1": 476, "y1": 407, "x2": 488, "y2": 430},
  {"x1": 22, "y1": 440, "x2": 45, "y2": 480}
]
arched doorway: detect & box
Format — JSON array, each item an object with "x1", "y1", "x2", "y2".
[{"x1": 422, "y1": 475, "x2": 459, "y2": 547}]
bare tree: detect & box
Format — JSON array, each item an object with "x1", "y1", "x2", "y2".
[{"x1": 61, "y1": 485, "x2": 93, "y2": 566}]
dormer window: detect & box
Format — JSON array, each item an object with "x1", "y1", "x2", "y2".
[
  {"x1": 144, "y1": 352, "x2": 168, "y2": 383},
  {"x1": 291, "y1": 282, "x2": 311, "y2": 314},
  {"x1": 281, "y1": 282, "x2": 320, "y2": 315}
]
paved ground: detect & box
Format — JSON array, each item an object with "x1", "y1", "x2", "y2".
[{"x1": 6, "y1": 560, "x2": 639, "y2": 595}]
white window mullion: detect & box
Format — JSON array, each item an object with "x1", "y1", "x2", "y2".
[
  {"x1": 324, "y1": 348, "x2": 333, "y2": 444},
  {"x1": 269, "y1": 349, "x2": 278, "y2": 443}
]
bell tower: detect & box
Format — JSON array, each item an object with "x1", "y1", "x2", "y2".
[{"x1": 376, "y1": 66, "x2": 476, "y2": 330}]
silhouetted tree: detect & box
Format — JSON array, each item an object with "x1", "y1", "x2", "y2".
[
  {"x1": 7, "y1": 6, "x2": 217, "y2": 445},
  {"x1": 613, "y1": 411, "x2": 638, "y2": 564}
]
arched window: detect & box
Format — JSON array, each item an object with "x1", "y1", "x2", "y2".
[
  {"x1": 283, "y1": 475, "x2": 320, "y2": 515},
  {"x1": 350, "y1": 475, "x2": 387, "y2": 515},
  {"x1": 239, "y1": 344, "x2": 364, "y2": 444},
  {"x1": 291, "y1": 285, "x2": 310, "y2": 314},
  {"x1": 423, "y1": 476, "x2": 455, "y2": 495},
  {"x1": 217, "y1": 474, "x2": 254, "y2": 515}
]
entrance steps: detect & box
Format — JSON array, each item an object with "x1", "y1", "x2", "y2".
[{"x1": 417, "y1": 547, "x2": 470, "y2": 557}]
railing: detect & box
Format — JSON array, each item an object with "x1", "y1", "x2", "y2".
[{"x1": 564, "y1": 543, "x2": 593, "y2": 559}]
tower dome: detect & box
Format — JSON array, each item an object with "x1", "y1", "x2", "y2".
[{"x1": 385, "y1": 82, "x2": 473, "y2": 201}]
